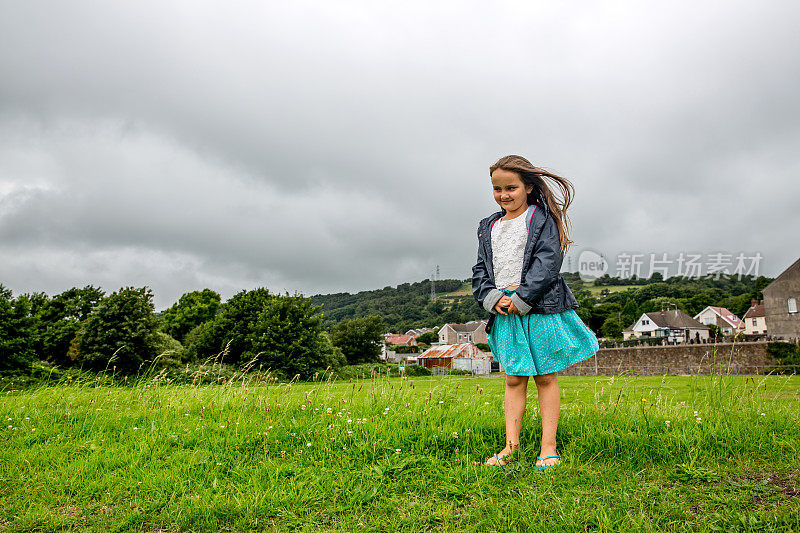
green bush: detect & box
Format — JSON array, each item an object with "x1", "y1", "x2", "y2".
[
  {"x1": 330, "y1": 316, "x2": 385, "y2": 364},
  {"x1": 765, "y1": 341, "x2": 800, "y2": 374},
  {"x1": 403, "y1": 364, "x2": 431, "y2": 377},
  {"x1": 0, "y1": 285, "x2": 35, "y2": 372},
  {"x1": 71, "y1": 287, "x2": 160, "y2": 374},
  {"x1": 159, "y1": 289, "x2": 221, "y2": 343}
]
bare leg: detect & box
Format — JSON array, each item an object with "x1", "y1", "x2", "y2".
[
  {"x1": 533, "y1": 372, "x2": 561, "y2": 467},
  {"x1": 485, "y1": 374, "x2": 528, "y2": 465}
]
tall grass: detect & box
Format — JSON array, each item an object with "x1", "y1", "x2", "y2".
[{"x1": 1, "y1": 352, "x2": 798, "y2": 531}]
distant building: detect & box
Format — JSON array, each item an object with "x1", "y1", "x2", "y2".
[
  {"x1": 438, "y1": 321, "x2": 487, "y2": 345},
  {"x1": 384, "y1": 334, "x2": 417, "y2": 346},
  {"x1": 693, "y1": 306, "x2": 745, "y2": 336},
  {"x1": 743, "y1": 299, "x2": 768, "y2": 335},
  {"x1": 417, "y1": 343, "x2": 492, "y2": 374},
  {"x1": 404, "y1": 328, "x2": 435, "y2": 338},
  {"x1": 624, "y1": 309, "x2": 710, "y2": 344},
  {"x1": 763, "y1": 257, "x2": 800, "y2": 341}
]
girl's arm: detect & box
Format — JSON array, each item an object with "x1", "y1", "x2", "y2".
[
  {"x1": 510, "y1": 213, "x2": 563, "y2": 315},
  {"x1": 472, "y1": 226, "x2": 504, "y2": 315}
]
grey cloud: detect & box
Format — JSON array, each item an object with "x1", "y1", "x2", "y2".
[{"x1": 1, "y1": 1, "x2": 799, "y2": 308}]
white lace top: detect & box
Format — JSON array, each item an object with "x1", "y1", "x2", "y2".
[{"x1": 491, "y1": 213, "x2": 527, "y2": 289}]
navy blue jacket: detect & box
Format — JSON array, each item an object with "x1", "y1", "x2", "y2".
[{"x1": 472, "y1": 199, "x2": 579, "y2": 330}]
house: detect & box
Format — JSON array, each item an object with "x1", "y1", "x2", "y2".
[
  {"x1": 417, "y1": 343, "x2": 492, "y2": 374},
  {"x1": 438, "y1": 321, "x2": 487, "y2": 345},
  {"x1": 763, "y1": 257, "x2": 800, "y2": 341},
  {"x1": 743, "y1": 299, "x2": 767, "y2": 335},
  {"x1": 384, "y1": 334, "x2": 417, "y2": 347},
  {"x1": 693, "y1": 306, "x2": 745, "y2": 336},
  {"x1": 624, "y1": 309, "x2": 710, "y2": 344},
  {"x1": 381, "y1": 334, "x2": 418, "y2": 362},
  {"x1": 404, "y1": 328, "x2": 435, "y2": 338}
]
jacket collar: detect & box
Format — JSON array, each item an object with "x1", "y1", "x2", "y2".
[{"x1": 490, "y1": 204, "x2": 538, "y2": 233}]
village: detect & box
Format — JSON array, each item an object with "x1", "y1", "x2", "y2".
[{"x1": 381, "y1": 256, "x2": 800, "y2": 376}]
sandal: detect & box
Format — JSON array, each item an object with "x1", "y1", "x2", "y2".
[
  {"x1": 534, "y1": 454, "x2": 561, "y2": 470},
  {"x1": 483, "y1": 453, "x2": 509, "y2": 468}
]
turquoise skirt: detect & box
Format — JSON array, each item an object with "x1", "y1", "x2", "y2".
[{"x1": 487, "y1": 289, "x2": 599, "y2": 376}]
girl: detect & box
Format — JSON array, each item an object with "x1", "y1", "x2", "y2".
[{"x1": 472, "y1": 155, "x2": 599, "y2": 470}]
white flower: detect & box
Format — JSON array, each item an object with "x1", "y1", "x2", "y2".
[
  {"x1": 395, "y1": 449, "x2": 401, "y2": 455},
  {"x1": 306, "y1": 442, "x2": 312, "y2": 447}
]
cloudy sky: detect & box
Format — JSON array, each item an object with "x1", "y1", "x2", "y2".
[{"x1": 2, "y1": 1, "x2": 799, "y2": 309}]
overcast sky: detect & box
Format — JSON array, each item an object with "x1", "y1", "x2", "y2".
[{"x1": 2, "y1": 1, "x2": 799, "y2": 310}]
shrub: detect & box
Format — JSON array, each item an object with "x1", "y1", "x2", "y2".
[
  {"x1": 72, "y1": 287, "x2": 160, "y2": 374},
  {"x1": 330, "y1": 316, "x2": 385, "y2": 364},
  {"x1": 0, "y1": 285, "x2": 35, "y2": 372}
]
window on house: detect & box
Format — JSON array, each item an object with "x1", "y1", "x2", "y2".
[
  {"x1": 789, "y1": 298, "x2": 798, "y2": 314},
  {"x1": 752, "y1": 318, "x2": 757, "y2": 326}
]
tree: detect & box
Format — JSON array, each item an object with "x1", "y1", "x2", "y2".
[
  {"x1": 159, "y1": 289, "x2": 221, "y2": 343},
  {"x1": 188, "y1": 288, "x2": 274, "y2": 365},
  {"x1": 35, "y1": 286, "x2": 105, "y2": 365},
  {"x1": 252, "y1": 295, "x2": 344, "y2": 378},
  {"x1": 600, "y1": 317, "x2": 623, "y2": 339},
  {"x1": 72, "y1": 286, "x2": 160, "y2": 374},
  {"x1": 417, "y1": 331, "x2": 438, "y2": 344},
  {"x1": 0, "y1": 285, "x2": 35, "y2": 372},
  {"x1": 330, "y1": 316, "x2": 385, "y2": 364}
]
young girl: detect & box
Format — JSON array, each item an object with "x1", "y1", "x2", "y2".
[{"x1": 472, "y1": 155, "x2": 599, "y2": 470}]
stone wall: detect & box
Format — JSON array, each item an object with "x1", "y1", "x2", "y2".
[{"x1": 559, "y1": 341, "x2": 779, "y2": 376}]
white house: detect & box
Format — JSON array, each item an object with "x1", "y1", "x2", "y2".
[
  {"x1": 624, "y1": 309, "x2": 710, "y2": 344},
  {"x1": 693, "y1": 306, "x2": 745, "y2": 335}
]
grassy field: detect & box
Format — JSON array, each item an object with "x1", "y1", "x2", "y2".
[{"x1": 1, "y1": 370, "x2": 799, "y2": 532}]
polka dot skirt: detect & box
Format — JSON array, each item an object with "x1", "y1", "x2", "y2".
[{"x1": 487, "y1": 290, "x2": 599, "y2": 376}]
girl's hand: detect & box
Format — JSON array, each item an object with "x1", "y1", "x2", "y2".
[
  {"x1": 507, "y1": 301, "x2": 520, "y2": 315},
  {"x1": 495, "y1": 295, "x2": 513, "y2": 315}
]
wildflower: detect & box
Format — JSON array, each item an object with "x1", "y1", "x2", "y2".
[
  {"x1": 665, "y1": 420, "x2": 671, "y2": 427},
  {"x1": 133, "y1": 427, "x2": 138, "y2": 430},
  {"x1": 306, "y1": 442, "x2": 312, "y2": 447},
  {"x1": 760, "y1": 413, "x2": 766, "y2": 417},
  {"x1": 696, "y1": 418, "x2": 702, "y2": 424},
  {"x1": 484, "y1": 402, "x2": 489, "y2": 405},
  {"x1": 347, "y1": 430, "x2": 352, "y2": 435},
  {"x1": 439, "y1": 400, "x2": 444, "y2": 404},
  {"x1": 395, "y1": 449, "x2": 401, "y2": 455},
  {"x1": 641, "y1": 398, "x2": 647, "y2": 402}
]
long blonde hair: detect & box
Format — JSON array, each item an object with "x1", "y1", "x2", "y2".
[{"x1": 489, "y1": 155, "x2": 575, "y2": 254}]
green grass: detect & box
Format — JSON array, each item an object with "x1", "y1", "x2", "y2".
[{"x1": 1, "y1": 370, "x2": 799, "y2": 531}]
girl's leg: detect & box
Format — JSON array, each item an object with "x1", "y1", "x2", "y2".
[
  {"x1": 485, "y1": 374, "x2": 528, "y2": 465},
  {"x1": 533, "y1": 372, "x2": 561, "y2": 467}
]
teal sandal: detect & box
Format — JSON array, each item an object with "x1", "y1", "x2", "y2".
[
  {"x1": 483, "y1": 453, "x2": 509, "y2": 468},
  {"x1": 534, "y1": 454, "x2": 561, "y2": 470}
]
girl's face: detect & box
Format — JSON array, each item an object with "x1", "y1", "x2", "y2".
[{"x1": 491, "y1": 168, "x2": 533, "y2": 216}]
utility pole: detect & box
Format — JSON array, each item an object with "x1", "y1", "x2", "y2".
[{"x1": 430, "y1": 265, "x2": 439, "y2": 300}]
